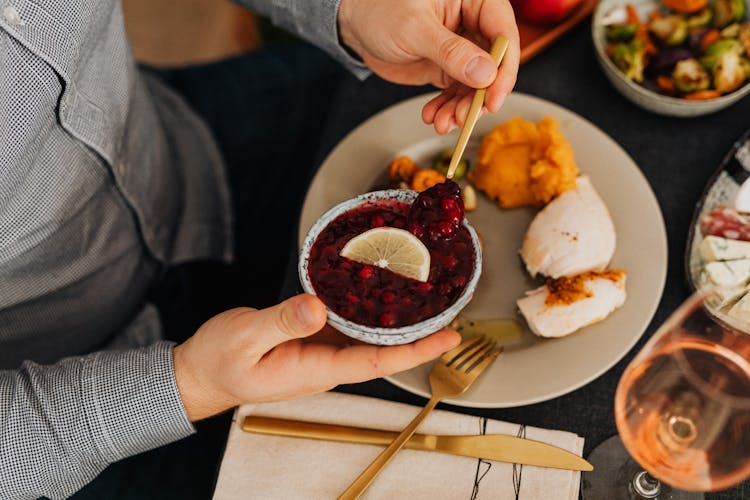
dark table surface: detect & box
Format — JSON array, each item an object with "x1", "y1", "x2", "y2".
[{"x1": 286, "y1": 19, "x2": 750, "y2": 500}]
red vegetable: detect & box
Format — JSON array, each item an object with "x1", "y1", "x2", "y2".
[
  {"x1": 656, "y1": 74, "x2": 677, "y2": 92},
  {"x1": 661, "y1": 0, "x2": 709, "y2": 13},
  {"x1": 683, "y1": 89, "x2": 722, "y2": 99}
]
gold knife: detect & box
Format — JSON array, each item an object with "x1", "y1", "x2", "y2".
[{"x1": 242, "y1": 416, "x2": 592, "y2": 472}]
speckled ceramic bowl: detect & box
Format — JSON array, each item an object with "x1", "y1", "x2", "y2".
[
  {"x1": 298, "y1": 189, "x2": 483, "y2": 345},
  {"x1": 592, "y1": 0, "x2": 750, "y2": 117}
]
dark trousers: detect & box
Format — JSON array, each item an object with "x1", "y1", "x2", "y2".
[{"x1": 72, "y1": 42, "x2": 344, "y2": 499}]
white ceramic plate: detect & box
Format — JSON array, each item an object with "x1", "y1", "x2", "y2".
[{"x1": 298, "y1": 92, "x2": 668, "y2": 408}]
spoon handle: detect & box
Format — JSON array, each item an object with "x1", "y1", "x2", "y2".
[{"x1": 446, "y1": 36, "x2": 509, "y2": 180}]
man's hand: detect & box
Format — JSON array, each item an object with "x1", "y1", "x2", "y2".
[
  {"x1": 338, "y1": 0, "x2": 520, "y2": 134},
  {"x1": 172, "y1": 294, "x2": 460, "y2": 421}
]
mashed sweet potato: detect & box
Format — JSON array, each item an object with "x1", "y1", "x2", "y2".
[{"x1": 468, "y1": 116, "x2": 579, "y2": 208}]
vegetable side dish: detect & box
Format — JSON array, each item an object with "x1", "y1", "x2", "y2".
[
  {"x1": 468, "y1": 116, "x2": 579, "y2": 208},
  {"x1": 604, "y1": 0, "x2": 750, "y2": 99}
]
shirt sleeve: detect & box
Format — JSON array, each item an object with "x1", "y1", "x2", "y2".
[
  {"x1": 0, "y1": 342, "x2": 196, "y2": 500},
  {"x1": 235, "y1": 0, "x2": 371, "y2": 80}
]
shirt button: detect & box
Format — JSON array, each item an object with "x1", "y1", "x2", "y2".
[{"x1": 2, "y1": 5, "x2": 26, "y2": 26}]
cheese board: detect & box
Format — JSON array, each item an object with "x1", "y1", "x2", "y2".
[{"x1": 686, "y1": 129, "x2": 750, "y2": 321}]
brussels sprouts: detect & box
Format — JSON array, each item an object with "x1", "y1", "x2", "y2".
[
  {"x1": 672, "y1": 58, "x2": 712, "y2": 92},
  {"x1": 433, "y1": 149, "x2": 469, "y2": 179},
  {"x1": 712, "y1": 0, "x2": 745, "y2": 28},
  {"x1": 720, "y1": 22, "x2": 741, "y2": 38},
  {"x1": 650, "y1": 15, "x2": 689, "y2": 46},
  {"x1": 713, "y1": 51, "x2": 750, "y2": 93},
  {"x1": 612, "y1": 39, "x2": 648, "y2": 82},
  {"x1": 687, "y1": 8, "x2": 713, "y2": 29},
  {"x1": 700, "y1": 39, "x2": 744, "y2": 70},
  {"x1": 607, "y1": 23, "x2": 639, "y2": 42},
  {"x1": 739, "y1": 22, "x2": 750, "y2": 57}
]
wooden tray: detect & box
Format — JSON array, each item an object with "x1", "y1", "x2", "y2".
[{"x1": 519, "y1": 0, "x2": 598, "y2": 63}]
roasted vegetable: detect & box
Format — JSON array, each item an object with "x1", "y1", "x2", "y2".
[
  {"x1": 607, "y1": 23, "x2": 639, "y2": 41},
  {"x1": 609, "y1": 1, "x2": 749, "y2": 99},
  {"x1": 712, "y1": 0, "x2": 745, "y2": 28},
  {"x1": 699, "y1": 28, "x2": 722, "y2": 51},
  {"x1": 672, "y1": 57, "x2": 712, "y2": 92},
  {"x1": 432, "y1": 149, "x2": 469, "y2": 179},
  {"x1": 739, "y1": 22, "x2": 750, "y2": 57},
  {"x1": 687, "y1": 26, "x2": 709, "y2": 51},
  {"x1": 461, "y1": 185, "x2": 477, "y2": 212},
  {"x1": 700, "y1": 39, "x2": 744, "y2": 69},
  {"x1": 650, "y1": 15, "x2": 689, "y2": 45},
  {"x1": 388, "y1": 156, "x2": 420, "y2": 183},
  {"x1": 687, "y1": 7, "x2": 713, "y2": 28},
  {"x1": 683, "y1": 89, "x2": 722, "y2": 98},
  {"x1": 648, "y1": 47, "x2": 693, "y2": 72},
  {"x1": 662, "y1": 0, "x2": 708, "y2": 13},
  {"x1": 720, "y1": 22, "x2": 742, "y2": 38},
  {"x1": 612, "y1": 39, "x2": 648, "y2": 82},
  {"x1": 656, "y1": 74, "x2": 678, "y2": 92},
  {"x1": 410, "y1": 169, "x2": 446, "y2": 192},
  {"x1": 713, "y1": 51, "x2": 750, "y2": 93}
]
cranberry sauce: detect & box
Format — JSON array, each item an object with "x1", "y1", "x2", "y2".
[
  {"x1": 409, "y1": 180, "x2": 464, "y2": 241},
  {"x1": 308, "y1": 191, "x2": 474, "y2": 328}
]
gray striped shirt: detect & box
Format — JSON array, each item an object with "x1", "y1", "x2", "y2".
[{"x1": 0, "y1": 1, "x2": 364, "y2": 497}]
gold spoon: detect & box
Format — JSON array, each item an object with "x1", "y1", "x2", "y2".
[{"x1": 445, "y1": 36, "x2": 509, "y2": 180}]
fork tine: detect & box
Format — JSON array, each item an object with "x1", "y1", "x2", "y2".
[
  {"x1": 440, "y1": 336, "x2": 485, "y2": 365},
  {"x1": 455, "y1": 339, "x2": 496, "y2": 370},
  {"x1": 445, "y1": 337, "x2": 492, "y2": 368},
  {"x1": 465, "y1": 346, "x2": 504, "y2": 375}
]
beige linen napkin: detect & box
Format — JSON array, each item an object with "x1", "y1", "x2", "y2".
[{"x1": 213, "y1": 392, "x2": 584, "y2": 499}]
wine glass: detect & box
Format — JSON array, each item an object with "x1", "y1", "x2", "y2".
[{"x1": 582, "y1": 290, "x2": 750, "y2": 499}]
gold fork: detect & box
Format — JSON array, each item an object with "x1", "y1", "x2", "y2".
[{"x1": 338, "y1": 336, "x2": 502, "y2": 500}]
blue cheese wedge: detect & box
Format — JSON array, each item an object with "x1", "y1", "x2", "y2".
[
  {"x1": 735, "y1": 178, "x2": 750, "y2": 213},
  {"x1": 700, "y1": 235, "x2": 750, "y2": 261},
  {"x1": 705, "y1": 259, "x2": 750, "y2": 287}
]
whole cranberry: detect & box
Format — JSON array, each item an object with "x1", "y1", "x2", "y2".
[
  {"x1": 379, "y1": 313, "x2": 397, "y2": 327},
  {"x1": 358, "y1": 266, "x2": 376, "y2": 279},
  {"x1": 371, "y1": 214, "x2": 386, "y2": 227},
  {"x1": 443, "y1": 254, "x2": 458, "y2": 269},
  {"x1": 381, "y1": 291, "x2": 396, "y2": 304},
  {"x1": 408, "y1": 180, "x2": 464, "y2": 241}
]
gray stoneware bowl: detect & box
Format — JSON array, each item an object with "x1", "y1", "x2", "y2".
[
  {"x1": 298, "y1": 189, "x2": 483, "y2": 346},
  {"x1": 592, "y1": 0, "x2": 750, "y2": 117}
]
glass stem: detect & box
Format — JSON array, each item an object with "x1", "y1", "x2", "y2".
[{"x1": 631, "y1": 470, "x2": 662, "y2": 498}]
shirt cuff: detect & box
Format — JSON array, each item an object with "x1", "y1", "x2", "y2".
[
  {"x1": 82, "y1": 341, "x2": 195, "y2": 462},
  {"x1": 326, "y1": 0, "x2": 371, "y2": 80}
]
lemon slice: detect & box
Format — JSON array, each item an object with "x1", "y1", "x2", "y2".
[{"x1": 340, "y1": 227, "x2": 431, "y2": 282}]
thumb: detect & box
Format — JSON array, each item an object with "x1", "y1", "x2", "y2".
[
  {"x1": 247, "y1": 294, "x2": 327, "y2": 353},
  {"x1": 416, "y1": 20, "x2": 497, "y2": 88}
]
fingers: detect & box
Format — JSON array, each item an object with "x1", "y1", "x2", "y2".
[
  {"x1": 323, "y1": 329, "x2": 462, "y2": 385},
  {"x1": 421, "y1": 0, "x2": 520, "y2": 133},
  {"x1": 485, "y1": 38, "x2": 520, "y2": 112},
  {"x1": 422, "y1": 84, "x2": 459, "y2": 125},
  {"x1": 412, "y1": 18, "x2": 499, "y2": 89},
  {"x1": 245, "y1": 294, "x2": 328, "y2": 354},
  {"x1": 470, "y1": 0, "x2": 521, "y2": 112},
  {"x1": 422, "y1": 84, "x2": 475, "y2": 134}
]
